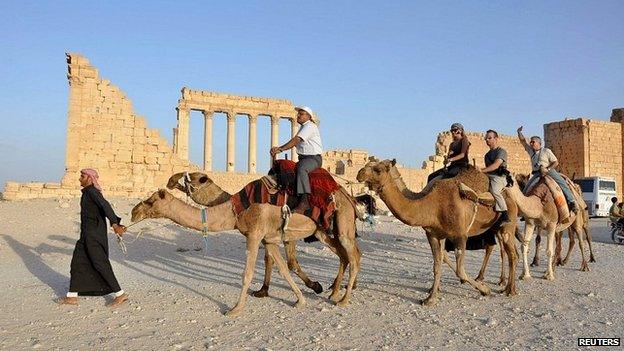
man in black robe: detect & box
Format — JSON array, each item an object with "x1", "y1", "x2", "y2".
[{"x1": 57, "y1": 169, "x2": 128, "y2": 307}]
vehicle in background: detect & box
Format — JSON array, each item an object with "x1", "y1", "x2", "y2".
[{"x1": 573, "y1": 176, "x2": 616, "y2": 217}]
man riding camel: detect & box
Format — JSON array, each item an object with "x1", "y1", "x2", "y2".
[
  {"x1": 270, "y1": 106, "x2": 323, "y2": 214},
  {"x1": 517, "y1": 126, "x2": 578, "y2": 213}
]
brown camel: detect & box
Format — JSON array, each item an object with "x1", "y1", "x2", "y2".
[
  {"x1": 166, "y1": 171, "x2": 363, "y2": 300},
  {"x1": 503, "y1": 177, "x2": 590, "y2": 281},
  {"x1": 513, "y1": 174, "x2": 594, "y2": 272},
  {"x1": 131, "y1": 189, "x2": 359, "y2": 316},
  {"x1": 357, "y1": 159, "x2": 518, "y2": 306}
]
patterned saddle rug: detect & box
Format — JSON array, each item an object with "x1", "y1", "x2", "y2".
[{"x1": 230, "y1": 159, "x2": 341, "y2": 230}]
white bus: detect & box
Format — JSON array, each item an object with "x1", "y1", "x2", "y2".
[{"x1": 573, "y1": 176, "x2": 617, "y2": 217}]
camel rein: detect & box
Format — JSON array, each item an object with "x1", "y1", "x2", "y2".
[{"x1": 115, "y1": 206, "x2": 210, "y2": 255}]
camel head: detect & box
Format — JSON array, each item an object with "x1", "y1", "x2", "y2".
[
  {"x1": 131, "y1": 189, "x2": 176, "y2": 222},
  {"x1": 356, "y1": 159, "x2": 396, "y2": 193},
  {"x1": 167, "y1": 172, "x2": 214, "y2": 194}
]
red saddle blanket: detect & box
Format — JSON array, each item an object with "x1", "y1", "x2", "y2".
[{"x1": 230, "y1": 159, "x2": 340, "y2": 230}]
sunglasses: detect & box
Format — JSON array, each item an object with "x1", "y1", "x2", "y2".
[{"x1": 450, "y1": 129, "x2": 461, "y2": 133}]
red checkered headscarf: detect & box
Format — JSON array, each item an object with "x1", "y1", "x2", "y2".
[{"x1": 80, "y1": 168, "x2": 102, "y2": 192}]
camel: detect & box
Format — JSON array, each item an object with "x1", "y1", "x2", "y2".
[
  {"x1": 356, "y1": 159, "x2": 518, "y2": 306},
  {"x1": 131, "y1": 189, "x2": 359, "y2": 316},
  {"x1": 503, "y1": 176, "x2": 590, "y2": 281},
  {"x1": 512, "y1": 174, "x2": 594, "y2": 272},
  {"x1": 166, "y1": 171, "x2": 363, "y2": 299}
]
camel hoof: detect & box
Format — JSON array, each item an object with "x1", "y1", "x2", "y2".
[
  {"x1": 310, "y1": 282, "x2": 323, "y2": 294},
  {"x1": 336, "y1": 298, "x2": 349, "y2": 307},
  {"x1": 580, "y1": 262, "x2": 590, "y2": 272},
  {"x1": 225, "y1": 308, "x2": 243, "y2": 317},
  {"x1": 520, "y1": 274, "x2": 531, "y2": 281},
  {"x1": 497, "y1": 278, "x2": 507, "y2": 287},
  {"x1": 252, "y1": 288, "x2": 269, "y2": 298},
  {"x1": 561, "y1": 258, "x2": 569, "y2": 266},
  {"x1": 505, "y1": 287, "x2": 518, "y2": 297},
  {"x1": 329, "y1": 293, "x2": 341, "y2": 303},
  {"x1": 589, "y1": 256, "x2": 596, "y2": 263},
  {"x1": 475, "y1": 275, "x2": 484, "y2": 282},
  {"x1": 295, "y1": 299, "x2": 307, "y2": 309},
  {"x1": 421, "y1": 296, "x2": 438, "y2": 307},
  {"x1": 542, "y1": 273, "x2": 555, "y2": 281},
  {"x1": 479, "y1": 285, "x2": 491, "y2": 296}
]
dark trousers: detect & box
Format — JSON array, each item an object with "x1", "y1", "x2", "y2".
[
  {"x1": 296, "y1": 154, "x2": 322, "y2": 194},
  {"x1": 427, "y1": 163, "x2": 467, "y2": 183}
]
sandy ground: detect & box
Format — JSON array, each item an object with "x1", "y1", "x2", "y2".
[{"x1": 1, "y1": 197, "x2": 623, "y2": 351}]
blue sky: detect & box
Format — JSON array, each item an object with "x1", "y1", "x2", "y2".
[{"x1": 1, "y1": 1, "x2": 622, "y2": 190}]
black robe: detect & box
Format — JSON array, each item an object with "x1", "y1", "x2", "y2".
[{"x1": 69, "y1": 185, "x2": 122, "y2": 296}]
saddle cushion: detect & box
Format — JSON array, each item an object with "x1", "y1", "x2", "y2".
[{"x1": 231, "y1": 159, "x2": 340, "y2": 230}]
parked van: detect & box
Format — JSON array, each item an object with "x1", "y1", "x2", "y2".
[{"x1": 573, "y1": 176, "x2": 616, "y2": 217}]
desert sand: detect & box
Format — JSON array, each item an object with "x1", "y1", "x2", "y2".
[{"x1": 1, "y1": 197, "x2": 622, "y2": 350}]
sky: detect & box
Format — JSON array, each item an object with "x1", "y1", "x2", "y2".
[{"x1": 1, "y1": 1, "x2": 623, "y2": 191}]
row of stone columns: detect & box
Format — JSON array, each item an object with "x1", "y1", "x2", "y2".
[{"x1": 175, "y1": 108, "x2": 299, "y2": 173}]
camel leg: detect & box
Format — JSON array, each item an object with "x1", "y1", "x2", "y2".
[
  {"x1": 252, "y1": 246, "x2": 273, "y2": 298},
  {"x1": 497, "y1": 234, "x2": 507, "y2": 287},
  {"x1": 225, "y1": 237, "x2": 261, "y2": 317},
  {"x1": 454, "y1": 236, "x2": 491, "y2": 297},
  {"x1": 265, "y1": 243, "x2": 306, "y2": 308},
  {"x1": 531, "y1": 230, "x2": 541, "y2": 267},
  {"x1": 284, "y1": 241, "x2": 323, "y2": 294},
  {"x1": 561, "y1": 229, "x2": 575, "y2": 266},
  {"x1": 543, "y1": 226, "x2": 557, "y2": 281},
  {"x1": 314, "y1": 230, "x2": 349, "y2": 301},
  {"x1": 521, "y1": 222, "x2": 536, "y2": 280},
  {"x1": 336, "y1": 224, "x2": 361, "y2": 307},
  {"x1": 501, "y1": 228, "x2": 518, "y2": 296},
  {"x1": 422, "y1": 233, "x2": 442, "y2": 306},
  {"x1": 554, "y1": 231, "x2": 564, "y2": 267},
  {"x1": 585, "y1": 226, "x2": 596, "y2": 263},
  {"x1": 475, "y1": 244, "x2": 494, "y2": 282},
  {"x1": 573, "y1": 226, "x2": 590, "y2": 272}
]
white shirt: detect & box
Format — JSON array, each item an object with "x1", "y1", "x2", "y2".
[
  {"x1": 524, "y1": 145, "x2": 557, "y2": 172},
  {"x1": 296, "y1": 120, "x2": 323, "y2": 155}
]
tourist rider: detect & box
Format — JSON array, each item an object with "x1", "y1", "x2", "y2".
[
  {"x1": 270, "y1": 106, "x2": 323, "y2": 214},
  {"x1": 479, "y1": 129, "x2": 511, "y2": 224},
  {"x1": 517, "y1": 126, "x2": 578, "y2": 213},
  {"x1": 427, "y1": 122, "x2": 471, "y2": 183}
]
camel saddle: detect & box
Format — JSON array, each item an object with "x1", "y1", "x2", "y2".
[
  {"x1": 458, "y1": 183, "x2": 496, "y2": 207},
  {"x1": 230, "y1": 159, "x2": 340, "y2": 230},
  {"x1": 524, "y1": 176, "x2": 571, "y2": 225}
]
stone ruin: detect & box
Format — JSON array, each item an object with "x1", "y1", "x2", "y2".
[{"x1": 2, "y1": 53, "x2": 622, "y2": 200}]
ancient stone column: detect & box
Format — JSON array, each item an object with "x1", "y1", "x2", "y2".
[
  {"x1": 270, "y1": 115, "x2": 280, "y2": 148},
  {"x1": 226, "y1": 112, "x2": 236, "y2": 172},
  {"x1": 175, "y1": 107, "x2": 190, "y2": 160},
  {"x1": 290, "y1": 117, "x2": 299, "y2": 162},
  {"x1": 248, "y1": 115, "x2": 258, "y2": 173},
  {"x1": 203, "y1": 110, "x2": 213, "y2": 171}
]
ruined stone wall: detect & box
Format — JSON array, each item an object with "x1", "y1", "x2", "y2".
[
  {"x1": 545, "y1": 117, "x2": 623, "y2": 198},
  {"x1": 3, "y1": 53, "x2": 198, "y2": 200}
]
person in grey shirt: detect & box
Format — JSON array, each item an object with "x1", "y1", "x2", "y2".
[
  {"x1": 479, "y1": 130, "x2": 511, "y2": 224},
  {"x1": 517, "y1": 126, "x2": 577, "y2": 213}
]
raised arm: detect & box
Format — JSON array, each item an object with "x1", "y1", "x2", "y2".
[{"x1": 517, "y1": 126, "x2": 530, "y2": 150}]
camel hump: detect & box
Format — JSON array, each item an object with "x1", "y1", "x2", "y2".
[{"x1": 454, "y1": 165, "x2": 490, "y2": 193}]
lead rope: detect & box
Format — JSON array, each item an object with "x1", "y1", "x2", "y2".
[
  {"x1": 466, "y1": 201, "x2": 478, "y2": 234},
  {"x1": 201, "y1": 207, "x2": 209, "y2": 255}
]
